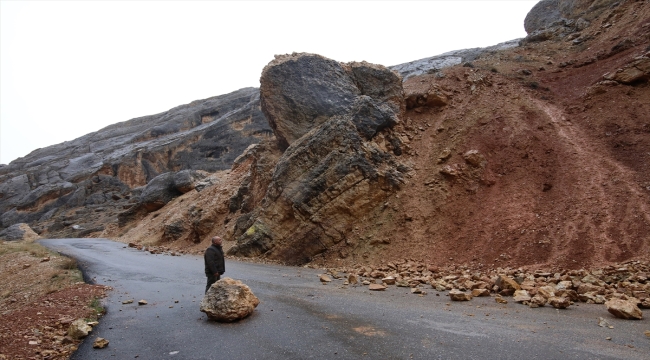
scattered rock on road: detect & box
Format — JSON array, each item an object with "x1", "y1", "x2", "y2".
[
  {"x1": 605, "y1": 299, "x2": 643, "y2": 320},
  {"x1": 93, "y1": 337, "x2": 109, "y2": 349},
  {"x1": 138, "y1": 300, "x2": 148, "y2": 305},
  {"x1": 449, "y1": 289, "x2": 472, "y2": 301},
  {"x1": 369, "y1": 283, "x2": 387, "y2": 291}
]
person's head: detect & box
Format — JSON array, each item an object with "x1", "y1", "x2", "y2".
[{"x1": 212, "y1": 236, "x2": 223, "y2": 246}]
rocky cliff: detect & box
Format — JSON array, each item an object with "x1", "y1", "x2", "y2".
[
  {"x1": 0, "y1": 88, "x2": 272, "y2": 237},
  {"x1": 3, "y1": 0, "x2": 649, "y2": 271}
]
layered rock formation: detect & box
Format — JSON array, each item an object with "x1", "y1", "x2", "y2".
[
  {"x1": 0, "y1": 88, "x2": 272, "y2": 237},
  {"x1": 227, "y1": 53, "x2": 410, "y2": 264}
]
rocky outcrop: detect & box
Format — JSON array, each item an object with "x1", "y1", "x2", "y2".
[
  {"x1": 522, "y1": 0, "x2": 620, "y2": 43},
  {"x1": 0, "y1": 88, "x2": 272, "y2": 236},
  {"x1": 200, "y1": 278, "x2": 260, "y2": 322},
  {"x1": 390, "y1": 40, "x2": 520, "y2": 80},
  {"x1": 0, "y1": 223, "x2": 40, "y2": 241},
  {"x1": 604, "y1": 53, "x2": 650, "y2": 84},
  {"x1": 228, "y1": 53, "x2": 409, "y2": 264}
]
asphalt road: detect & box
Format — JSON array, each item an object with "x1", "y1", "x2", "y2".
[{"x1": 39, "y1": 238, "x2": 649, "y2": 360}]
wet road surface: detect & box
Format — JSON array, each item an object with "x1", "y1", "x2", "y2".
[{"x1": 40, "y1": 238, "x2": 649, "y2": 360}]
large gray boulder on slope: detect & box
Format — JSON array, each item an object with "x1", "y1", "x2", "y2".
[{"x1": 228, "y1": 53, "x2": 409, "y2": 264}]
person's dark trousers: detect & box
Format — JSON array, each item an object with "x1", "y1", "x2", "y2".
[{"x1": 205, "y1": 273, "x2": 220, "y2": 293}]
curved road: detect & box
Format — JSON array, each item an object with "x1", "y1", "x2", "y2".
[{"x1": 40, "y1": 238, "x2": 649, "y2": 360}]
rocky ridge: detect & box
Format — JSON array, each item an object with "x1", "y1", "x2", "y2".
[{"x1": 0, "y1": 88, "x2": 272, "y2": 238}]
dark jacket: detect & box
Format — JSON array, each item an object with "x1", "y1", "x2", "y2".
[{"x1": 204, "y1": 245, "x2": 225, "y2": 276}]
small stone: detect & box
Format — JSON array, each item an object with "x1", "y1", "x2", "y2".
[
  {"x1": 362, "y1": 280, "x2": 371, "y2": 285},
  {"x1": 548, "y1": 296, "x2": 571, "y2": 309},
  {"x1": 138, "y1": 300, "x2": 148, "y2": 305},
  {"x1": 122, "y1": 299, "x2": 134, "y2": 304},
  {"x1": 411, "y1": 288, "x2": 422, "y2": 294},
  {"x1": 471, "y1": 289, "x2": 490, "y2": 297},
  {"x1": 41, "y1": 257, "x2": 50, "y2": 262},
  {"x1": 396, "y1": 280, "x2": 410, "y2": 287},
  {"x1": 369, "y1": 284, "x2": 387, "y2": 291},
  {"x1": 449, "y1": 289, "x2": 472, "y2": 301},
  {"x1": 495, "y1": 297, "x2": 508, "y2": 304},
  {"x1": 22, "y1": 264, "x2": 31, "y2": 269},
  {"x1": 93, "y1": 337, "x2": 109, "y2": 349},
  {"x1": 495, "y1": 275, "x2": 521, "y2": 291},
  {"x1": 606, "y1": 337, "x2": 612, "y2": 341},
  {"x1": 347, "y1": 274, "x2": 358, "y2": 285},
  {"x1": 87, "y1": 321, "x2": 99, "y2": 327},
  {"x1": 644, "y1": 330, "x2": 650, "y2": 338},
  {"x1": 513, "y1": 290, "x2": 532, "y2": 303},
  {"x1": 319, "y1": 274, "x2": 332, "y2": 283},
  {"x1": 598, "y1": 317, "x2": 612, "y2": 328},
  {"x1": 28, "y1": 341, "x2": 38, "y2": 345},
  {"x1": 382, "y1": 277, "x2": 396, "y2": 285},
  {"x1": 528, "y1": 295, "x2": 547, "y2": 308}
]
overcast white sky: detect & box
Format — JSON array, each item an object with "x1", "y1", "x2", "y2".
[{"x1": 0, "y1": 1, "x2": 538, "y2": 165}]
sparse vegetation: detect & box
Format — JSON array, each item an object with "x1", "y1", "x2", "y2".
[
  {"x1": 88, "y1": 297, "x2": 106, "y2": 319},
  {"x1": 0, "y1": 240, "x2": 50, "y2": 257}
]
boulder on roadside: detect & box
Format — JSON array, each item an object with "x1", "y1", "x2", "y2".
[
  {"x1": 67, "y1": 319, "x2": 92, "y2": 339},
  {"x1": 200, "y1": 278, "x2": 260, "y2": 322},
  {"x1": 319, "y1": 274, "x2": 332, "y2": 283},
  {"x1": 605, "y1": 299, "x2": 643, "y2": 320},
  {"x1": 0, "y1": 223, "x2": 40, "y2": 242},
  {"x1": 449, "y1": 289, "x2": 472, "y2": 301}
]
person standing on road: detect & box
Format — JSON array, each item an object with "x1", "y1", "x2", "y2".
[{"x1": 204, "y1": 236, "x2": 225, "y2": 293}]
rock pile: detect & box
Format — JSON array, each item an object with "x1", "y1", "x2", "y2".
[
  {"x1": 317, "y1": 259, "x2": 649, "y2": 317},
  {"x1": 200, "y1": 278, "x2": 260, "y2": 322}
]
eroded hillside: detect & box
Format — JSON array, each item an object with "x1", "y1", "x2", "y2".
[
  {"x1": 111, "y1": 0, "x2": 650, "y2": 271},
  {"x1": 3, "y1": 0, "x2": 649, "y2": 272}
]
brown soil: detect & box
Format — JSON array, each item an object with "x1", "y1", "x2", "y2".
[{"x1": 0, "y1": 242, "x2": 108, "y2": 360}]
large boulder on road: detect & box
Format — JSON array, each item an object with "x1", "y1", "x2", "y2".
[{"x1": 200, "y1": 278, "x2": 260, "y2": 322}]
